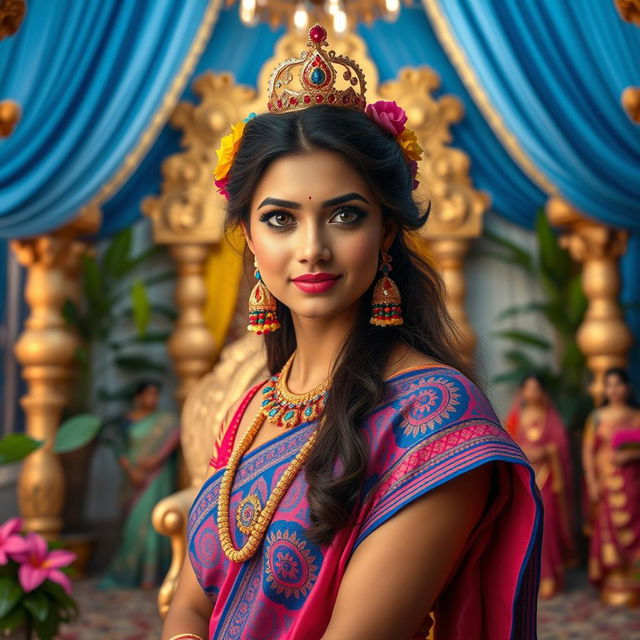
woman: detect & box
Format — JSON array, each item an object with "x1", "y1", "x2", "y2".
[
  {"x1": 100, "y1": 379, "x2": 180, "y2": 589},
  {"x1": 163, "y1": 25, "x2": 541, "y2": 640},
  {"x1": 506, "y1": 374, "x2": 575, "y2": 599},
  {"x1": 583, "y1": 367, "x2": 640, "y2": 606}
]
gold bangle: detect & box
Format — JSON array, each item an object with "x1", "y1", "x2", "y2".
[{"x1": 168, "y1": 634, "x2": 205, "y2": 640}]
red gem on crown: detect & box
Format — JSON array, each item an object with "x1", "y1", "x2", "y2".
[{"x1": 309, "y1": 25, "x2": 327, "y2": 43}]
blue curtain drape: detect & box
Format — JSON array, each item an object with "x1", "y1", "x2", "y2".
[
  {"x1": 0, "y1": 0, "x2": 219, "y2": 238},
  {"x1": 423, "y1": 0, "x2": 640, "y2": 230},
  {"x1": 422, "y1": 0, "x2": 640, "y2": 382}
]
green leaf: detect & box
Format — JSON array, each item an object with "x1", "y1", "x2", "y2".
[
  {"x1": 535, "y1": 209, "x2": 569, "y2": 281},
  {"x1": 0, "y1": 434, "x2": 42, "y2": 464},
  {"x1": 496, "y1": 302, "x2": 550, "y2": 321},
  {"x1": 0, "y1": 602, "x2": 27, "y2": 631},
  {"x1": 53, "y1": 414, "x2": 101, "y2": 454},
  {"x1": 97, "y1": 383, "x2": 139, "y2": 402},
  {"x1": 81, "y1": 255, "x2": 103, "y2": 307},
  {"x1": 491, "y1": 370, "x2": 531, "y2": 385},
  {"x1": 103, "y1": 228, "x2": 132, "y2": 278},
  {"x1": 503, "y1": 349, "x2": 538, "y2": 372},
  {"x1": 566, "y1": 274, "x2": 587, "y2": 328},
  {"x1": 32, "y1": 608, "x2": 59, "y2": 640},
  {"x1": 109, "y1": 331, "x2": 172, "y2": 351},
  {"x1": 115, "y1": 303, "x2": 178, "y2": 323},
  {"x1": 483, "y1": 230, "x2": 534, "y2": 273},
  {"x1": 0, "y1": 577, "x2": 23, "y2": 618},
  {"x1": 41, "y1": 581, "x2": 77, "y2": 610},
  {"x1": 492, "y1": 330, "x2": 552, "y2": 350},
  {"x1": 23, "y1": 590, "x2": 50, "y2": 623},
  {"x1": 131, "y1": 278, "x2": 151, "y2": 336},
  {"x1": 121, "y1": 245, "x2": 164, "y2": 275},
  {"x1": 113, "y1": 355, "x2": 167, "y2": 374}
]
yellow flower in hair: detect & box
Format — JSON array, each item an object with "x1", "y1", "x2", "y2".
[
  {"x1": 214, "y1": 120, "x2": 246, "y2": 182},
  {"x1": 397, "y1": 127, "x2": 423, "y2": 163}
]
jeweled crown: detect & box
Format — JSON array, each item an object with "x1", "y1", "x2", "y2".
[{"x1": 267, "y1": 24, "x2": 367, "y2": 114}]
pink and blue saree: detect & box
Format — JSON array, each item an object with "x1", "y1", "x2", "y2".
[{"x1": 188, "y1": 365, "x2": 542, "y2": 639}]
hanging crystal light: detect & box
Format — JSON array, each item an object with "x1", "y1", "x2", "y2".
[
  {"x1": 239, "y1": 0, "x2": 258, "y2": 25},
  {"x1": 293, "y1": 2, "x2": 309, "y2": 30},
  {"x1": 333, "y1": 8, "x2": 348, "y2": 33}
]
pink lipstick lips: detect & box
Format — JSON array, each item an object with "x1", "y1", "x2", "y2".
[{"x1": 291, "y1": 272, "x2": 341, "y2": 294}]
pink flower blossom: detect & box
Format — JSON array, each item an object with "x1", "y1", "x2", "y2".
[
  {"x1": 365, "y1": 100, "x2": 408, "y2": 137},
  {"x1": 13, "y1": 532, "x2": 76, "y2": 595},
  {"x1": 0, "y1": 517, "x2": 29, "y2": 565}
]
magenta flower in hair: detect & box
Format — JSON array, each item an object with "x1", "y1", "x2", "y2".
[{"x1": 365, "y1": 100, "x2": 408, "y2": 137}]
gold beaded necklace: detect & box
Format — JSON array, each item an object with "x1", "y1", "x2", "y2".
[{"x1": 217, "y1": 352, "x2": 331, "y2": 563}]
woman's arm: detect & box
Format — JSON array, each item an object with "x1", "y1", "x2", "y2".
[
  {"x1": 161, "y1": 541, "x2": 213, "y2": 639},
  {"x1": 321, "y1": 464, "x2": 492, "y2": 640}
]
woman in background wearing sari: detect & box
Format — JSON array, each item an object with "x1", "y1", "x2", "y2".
[
  {"x1": 583, "y1": 367, "x2": 640, "y2": 606},
  {"x1": 100, "y1": 379, "x2": 180, "y2": 589},
  {"x1": 506, "y1": 374, "x2": 576, "y2": 599}
]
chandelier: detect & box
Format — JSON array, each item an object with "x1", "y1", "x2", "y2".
[{"x1": 230, "y1": 0, "x2": 410, "y2": 32}]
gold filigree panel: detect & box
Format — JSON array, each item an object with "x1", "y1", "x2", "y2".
[
  {"x1": 615, "y1": 0, "x2": 640, "y2": 26},
  {"x1": 379, "y1": 67, "x2": 489, "y2": 239},
  {"x1": 622, "y1": 86, "x2": 640, "y2": 123},
  {"x1": 0, "y1": 0, "x2": 25, "y2": 40}
]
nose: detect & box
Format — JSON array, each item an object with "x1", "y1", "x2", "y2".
[{"x1": 297, "y1": 222, "x2": 331, "y2": 265}]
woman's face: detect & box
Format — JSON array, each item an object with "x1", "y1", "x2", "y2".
[
  {"x1": 521, "y1": 377, "x2": 545, "y2": 404},
  {"x1": 244, "y1": 150, "x2": 393, "y2": 323},
  {"x1": 604, "y1": 373, "x2": 629, "y2": 405},
  {"x1": 136, "y1": 385, "x2": 159, "y2": 411}
]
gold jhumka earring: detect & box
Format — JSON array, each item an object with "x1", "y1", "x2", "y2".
[
  {"x1": 370, "y1": 251, "x2": 403, "y2": 327},
  {"x1": 247, "y1": 259, "x2": 280, "y2": 335}
]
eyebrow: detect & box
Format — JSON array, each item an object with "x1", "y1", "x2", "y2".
[{"x1": 257, "y1": 192, "x2": 370, "y2": 209}]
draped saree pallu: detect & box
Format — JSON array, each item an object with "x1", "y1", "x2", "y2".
[
  {"x1": 507, "y1": 401, "x2": 576, "y2": 598},
  {"x1": 188, "y1": 366, "x2": 542, "y2": 639}
]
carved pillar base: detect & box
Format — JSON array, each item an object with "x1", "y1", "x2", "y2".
[
  {"x1": 547, "y1": 197, "x2": 632, "y2": 404},
  {"x1": 168, "y1": 245, "x2": 217, "y2": 405},
  {"x1": 11, "y1": 208, "x2": 100, "y2": 539},
  {"x1": 11, "y1": 238, "x2": 78, "y2": 538},
  {"x1": 427, "y1": 238, "x2": 476, "y2": 362}
]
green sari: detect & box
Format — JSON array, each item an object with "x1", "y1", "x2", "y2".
[{"x1": 99, "y1": 411, "x2": 179, "y2": 589}]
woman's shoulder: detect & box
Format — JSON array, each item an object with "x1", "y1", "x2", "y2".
[{"x1": 373, "y1": 351, "x2": 500, "y2": 446}]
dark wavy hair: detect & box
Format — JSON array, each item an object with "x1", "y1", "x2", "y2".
[{"x1": 224, "y1": 105, "x2": 474, "y2": 544}]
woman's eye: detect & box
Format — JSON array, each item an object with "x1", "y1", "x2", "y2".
[
  {"x1": 330, "y1": 207, "x2": 365, "y2": 224},
  {"x1": 260, "y1": 211, "x2": 295, "y2": 228}
]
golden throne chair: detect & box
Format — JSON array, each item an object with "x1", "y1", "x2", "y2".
[{"x1": 152, "y1": 333, "x2": 268, "y2": 616}]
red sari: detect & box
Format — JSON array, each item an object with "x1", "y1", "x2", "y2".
[
  {"x1": 507, "y1": 399, "x2": 575, "y2": 598},
  {"x1": 583, "y1": 410, "x2": 640, "y2": 606}
]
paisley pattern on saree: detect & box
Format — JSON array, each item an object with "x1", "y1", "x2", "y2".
[{"x1": 187, "y1": 366, "x2": 541, "y2": 640}]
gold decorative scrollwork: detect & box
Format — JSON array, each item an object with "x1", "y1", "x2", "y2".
[
  {"x1": 622, "y1": 87, "x2": 640, "y2": 123},
  {"x1": 614, "y1": 0, "x2": 640, "y2": 26},
  {"x1": 0, "y1": 0, "x2": 25, "y2": 40},
  {"x1": 0, "y1": 100, "x2": 20, "y2": 137}
]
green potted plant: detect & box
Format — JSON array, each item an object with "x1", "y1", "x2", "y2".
[{"x1": 0, "y1": 518, "x2": 77, "y2": 639}]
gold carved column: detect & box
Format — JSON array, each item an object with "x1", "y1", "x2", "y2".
[
  {"x1": 11, "y1": 207, "x2": 100, "y2": 539},
  {"x1": 547, "y1": 197, "x2": 632, "y2": 404},
  {"x1": 379, "y1": 68, "x2": 489, "y2": 362},
  {"x1": 142, "y1": 74, "x2": 257, "y2": 405}
]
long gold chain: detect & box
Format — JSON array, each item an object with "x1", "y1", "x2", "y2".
[{"x1": 217, "y1": 352, "x2": 328, "y2": 563}]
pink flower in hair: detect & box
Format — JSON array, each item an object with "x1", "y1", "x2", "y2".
[
  {"x1": 365, "y1": 100, "x2": 408, "y2": 136},
  {"x1": 0, "y1": 517, "x2": 29, "y2": 565},
  {"x1": 13, "y1": 531, "x2": 76, "y2": 595}
]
